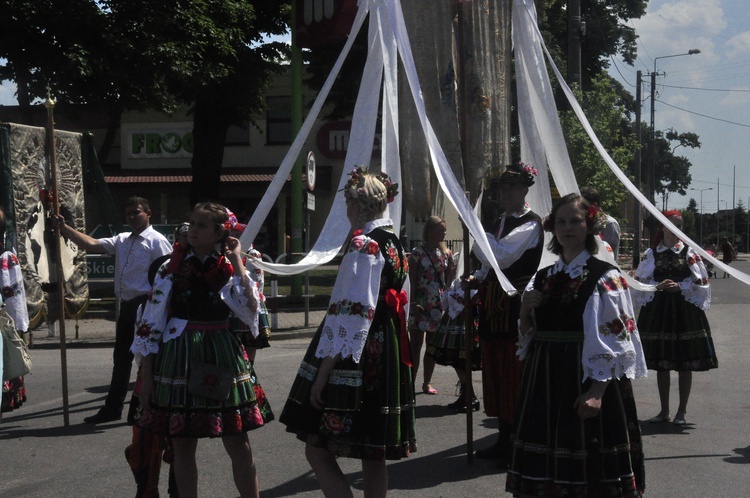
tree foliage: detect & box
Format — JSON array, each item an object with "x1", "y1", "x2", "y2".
[
  {"x1": 1, "y1": 0, "x2": 291, "y2": 202},
  {"x1": 559, "y1": 73, "x2": 638, "y2": 215},
  {"x1": 536, "y1": 0, "x2": 648, "y2": 89}
]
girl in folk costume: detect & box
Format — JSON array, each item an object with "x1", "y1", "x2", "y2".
[
  {"x1": 1, "y1": 206, "x2": 31, "y2": 413},
  {"x1": 131, "y1": 202, "x2": 273, "y2": 498},
  {"x1": 408, "y1": 215, "x2": 455, "y2": 396},
  {"x1": 280, "y1": 166, "x2": 414, "y2": 498},
  {"x1": 632, "y1": 210, "x2": 717, "y2": 426},
  {"x1": 507, "y1": 193, "x2": 646, "y2": 497},
  {"x1": 426, "y1": 280, "x2": 481, "y2": 412}
]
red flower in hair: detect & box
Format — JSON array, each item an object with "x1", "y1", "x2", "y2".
[{"x1": 587, "y1": 203, "x2": 600, "y2": 221}]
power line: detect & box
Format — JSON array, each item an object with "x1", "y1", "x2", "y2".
[
  {"x1": 661, "y1": 84, "x2": 750, "y2": 93},
  {"x1": 608, "y1": 56, "x2": 635, "y2": 87},
  {"x1": 655, "y1": 99, "x2": 750, "y2": 128}
]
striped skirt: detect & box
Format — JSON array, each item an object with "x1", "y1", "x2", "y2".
[
  {"x1": 426, "y1": 310, "x2": 481, "y2": 370},
  {"x1": 637, "y1": 292, "x2": 718, "y2": 372},
  {"x1": 279, "y1": 308, "x2": 417, "y2": 461},
  {"x1": 480, "y1": 337, "x2": 522, "y2": 422},
  {"x1": 506, "y1": 333, "x2": 645, "y2": 497},
  {"x1": 230, "y1": 302, "x2": 272, "y2": 350},
  {"x1": 140, "y1": 321, "x2": 274, "y2": 438}
]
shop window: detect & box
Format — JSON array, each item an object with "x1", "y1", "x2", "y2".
[{"x1": 266, "y1": 96, "x2": 292, "y2": 145}]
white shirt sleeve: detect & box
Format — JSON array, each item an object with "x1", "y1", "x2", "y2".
[
  {"x1": 582, "y1": 269, "x2": 647, "y2": 382},
  {"x1": 315, "y1": 234, "x2": 384, "y2": 363},
  {"x1": 475, "y1": 219, "x2": 542, "y2": 277},
  {"x1": 680, "y1": 247, "x2": 711, "y2": 310},
  {"x1": 130, "y1": 265, "x2": 174, "y2": 362},
  {"x1": 630, "y1": 248, "x2": 656, "y2": 308}
]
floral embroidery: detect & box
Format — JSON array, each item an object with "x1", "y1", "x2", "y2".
[
  {"x1": 328, "y1": 299, "x2": 376, "y2": 320},
  {"x1": 540, "y1": 268, "x2": 589, "y2": 305},
  {"x1": 598, "y1": 274, "x2": 627, "y2": 293},
  {"x1": 348, "y1": 234, "x2": 379, "y2": 256},
  {"x1": 598, "y1": 310, "x2": 636, "y2": 341},
  {"x1": 323, "y1": 412, "x2": 352, "y2": 435},
  {"x1": 135, "y1": 323, "x2": 152, "y2": 337},
  {"x1": 1, "y1": 285, "x2": 18, "y2": 299},
  {"x1": 385, "y1": 239, "x2": 407, "y2": 281}
]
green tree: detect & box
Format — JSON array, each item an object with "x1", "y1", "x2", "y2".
[
  {"x1": 559, "y1": 73, "x2": 638, "y2": 215},
  {"x1": 1, "y1": 0, "x2": 291, "y2": 202},
  {"x1": 537, "y1": 0, "x2": 648, "y2": 89},
  {"x1": 643, "y1": 127, "x2": 700, "y2": 206}
]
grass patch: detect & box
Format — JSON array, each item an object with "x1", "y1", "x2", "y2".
[{"x1": 265, "y1": 268, "x2": 337, "y2": 309}]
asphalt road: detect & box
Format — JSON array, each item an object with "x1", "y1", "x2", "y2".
[{"x1": 2, "y1": 261, "x2": 750, "y2": 497}]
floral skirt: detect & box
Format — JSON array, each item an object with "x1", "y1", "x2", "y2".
[
  {"x1": 506, "y1": 337, "x2": 645, "y2": 497},
  {"x1": 139, "y1": 321, "x2": 274, "y2": 438},
  {"x1": 637, "y1": 293, "x2": 718, "y2": 371},
  {"x1": 279, "y1": 310, "x2": 417, "y2": 461},
  {"x1": 426, "y1": 309, "x2": 480, "y2": 370}
]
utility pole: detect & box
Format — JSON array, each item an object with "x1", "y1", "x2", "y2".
[
  {"x1": 633, "y1": 70, "x2": 642, "y2": 267},
  {"x1": 567, "y1": 0, "x2": 582, "y2": 88},
  {"x1": 649, "y1": 70, "x2": 657, "y2": 205},
  {"x1": 290, "y1": 0, "x2": 303, "y2": 297}
]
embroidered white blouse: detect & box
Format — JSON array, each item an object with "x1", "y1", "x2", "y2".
[
  {"x1": 315, "y1": 219, "x2": 395, "y2": 364},
  {"x1": 474, "y1": 206, "x2": 542, "y2": 281},
  {"x1": 519, "y1": 250, "x2": 647, "y2": 383},
  {"x1": 631, "y1": 241, "x2": 711, "y2": 311},
  {"x1": 129, "y1": 249, "x2": 259, "y2": 362}
]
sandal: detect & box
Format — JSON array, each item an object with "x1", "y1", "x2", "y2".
[
  {"x1": 648, "y1": 414, "x2": 670, "y2": 423},
  {"x1": 422, "y1": 383, "x2": 438, "y2": 395}
]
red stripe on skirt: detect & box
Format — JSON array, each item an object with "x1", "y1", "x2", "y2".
[{"x1": 480, "y1": 338, "x2": 523, "y2": 424}]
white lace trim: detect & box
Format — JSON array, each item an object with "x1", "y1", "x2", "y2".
[{"x1": 316, "y1": 324, "x2": 369, "y2": 363}]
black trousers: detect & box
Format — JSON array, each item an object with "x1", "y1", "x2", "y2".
[{"x1": 104, "y1": 295, "x2": 148, "y2": 412}]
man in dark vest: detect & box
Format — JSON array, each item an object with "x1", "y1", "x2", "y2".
[{"x1": 463, "y1": 162, "x2": 543, "y2": 466}]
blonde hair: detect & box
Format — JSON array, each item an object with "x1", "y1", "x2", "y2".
[
  {"x1": 422, "y1": 215, "x2": 449, "y2": 255},
  {"x1": 346, "y1": 173, "x2": 388, "y2": 223}
]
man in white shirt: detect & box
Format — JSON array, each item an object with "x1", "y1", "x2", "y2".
[{"x1": 56, "y1": 196, "x2": 172, "y2": 424}]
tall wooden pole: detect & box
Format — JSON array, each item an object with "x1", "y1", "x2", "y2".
[
  {"x1": 455, "y1": 0, "x2": 474, "y2": 464},
  {"x1": 45, "y1": 94, "x2": 71, "y2": 426}
]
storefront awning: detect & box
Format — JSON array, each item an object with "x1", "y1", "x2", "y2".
[{"x1": 103, "y1": 173, "x2": 284, "y2": 183}]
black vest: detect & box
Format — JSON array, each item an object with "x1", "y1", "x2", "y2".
[
  {"x1": 478, "y1": 210, "x2": 543, "y2": 340},
  {"x1": 532, "y1": 257, "x2": 616, "y2": 332}
]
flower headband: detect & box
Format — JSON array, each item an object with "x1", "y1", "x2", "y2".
[
  {"x1": 498, "y1": 161, "x2": 538, "y2": 186},
  {"x1": 343, "y1": 165, "x2": 399, "y2": 203},
  {"x1": 586, "y1": 202, "x2": 608, "y2": 233},
  {"x1": 223, "y1": 208, "x2": 247, "y2": 233}
]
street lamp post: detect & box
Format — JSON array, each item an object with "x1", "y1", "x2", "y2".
[
  {"x1": 650, "y1": 49, "x2": 701, "y2": 204},
  {"x1": 690, "y1": 187, "x2": 712, "y2": 247}
]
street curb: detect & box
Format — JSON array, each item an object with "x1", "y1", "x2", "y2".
[{"x1": 28, "y1": 327, "x2": 319, "y2": 350}]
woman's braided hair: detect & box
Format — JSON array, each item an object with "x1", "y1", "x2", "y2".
[{"x1": 343, "y1": 166, "x2": 398, "y2": 222}]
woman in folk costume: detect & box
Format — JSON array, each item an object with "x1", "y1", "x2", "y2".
[
  {"x1": 226, "y1": 210, "x2": 271, "y2": 362},
  {"x1": 1, "y1": 206, "x2": 31, "y2": 413},
  {"x1": 507, "y1": 193, "x2": 646, "y2": 497},
  {"x1": 632, "y1": 210, "x2": 717, "y2": 426},
  {"x1": 280, "y1": 166, "x2": 414, "y2": 498},
  {"x1": 131, "y1": 202, "x2": 273, "y2": 498}
]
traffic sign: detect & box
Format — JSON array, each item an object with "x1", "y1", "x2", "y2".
[{"x1": 306, "y1": 151, "x2": 316, "y2": 191}]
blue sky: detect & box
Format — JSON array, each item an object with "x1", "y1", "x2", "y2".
[
  {"x1": 607, "y1": 0, "x2": 750, "y2": 213},
  {"x1": 2, "y1": 0, "x2": 748, "y2": 214}
]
